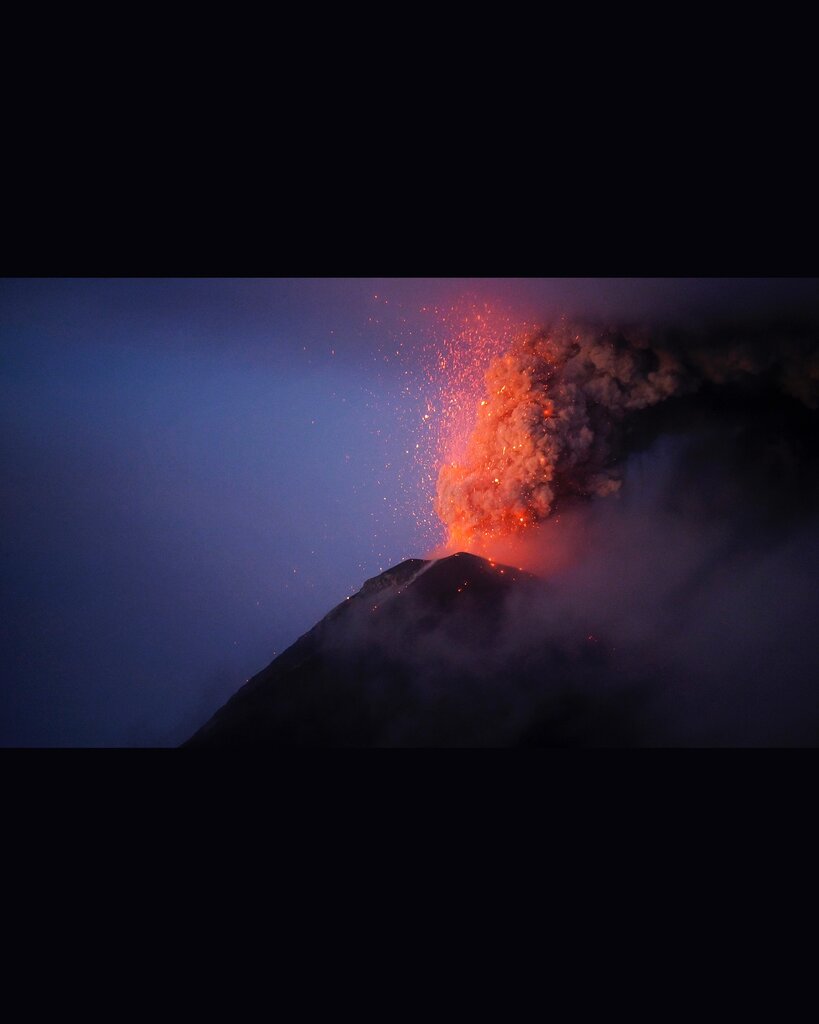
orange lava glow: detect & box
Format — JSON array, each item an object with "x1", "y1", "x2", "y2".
[
  {"x1": 433, "y1": 325, "x2": 561, "y2": 554},
  {"x1": 406, "y1": 300, "x2": 536, "y2": 556},
  {"x1": 429, "y1": 311, "x2": 536, "y2": 554},
  {"x1": 430, "y1": 318, "x2": 681, "y2": 559}
]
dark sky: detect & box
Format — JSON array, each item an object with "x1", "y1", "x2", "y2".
[{"x1": 2, "y1": 277, "x2": 818, "y2": 746}]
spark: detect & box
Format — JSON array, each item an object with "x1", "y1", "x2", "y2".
[{"x1": 364, "y1": 294, "x2": 532, "y2": 561}]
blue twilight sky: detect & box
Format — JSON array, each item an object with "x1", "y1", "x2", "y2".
[{"x1": 2, "y1": 277, "x2": 818, "y2": 746}]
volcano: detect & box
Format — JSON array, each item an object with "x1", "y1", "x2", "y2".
[{"x1": 184, "y1": 552, "x2": 649, "y2": 747}]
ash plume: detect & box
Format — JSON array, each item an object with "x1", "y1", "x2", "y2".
[
  {"x1": 434, "y1": 316, "x2": 819, "y2": 548},
  {"x1": 187, "y1": 301, "x2": 819, "y2": 748}
]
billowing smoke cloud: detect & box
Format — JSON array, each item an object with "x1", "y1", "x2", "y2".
[
  {"x1": 189, "y1": 309, "x2": 819, "y2": 747},
  {"x1": 435, "y1": 316, "x2": 819, "y2": 549}
]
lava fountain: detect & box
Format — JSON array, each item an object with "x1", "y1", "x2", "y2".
[
  {"x1": 433, "y1": 317, "x2": 688, "y2": 558},
  {"x1": 418, "y1": 305, "x2": 819, "y2": 573}
]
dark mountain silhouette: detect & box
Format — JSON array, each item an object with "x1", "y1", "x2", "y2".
[{"x1": 183, "y1": 552, "x2": 650, "y2": 748}]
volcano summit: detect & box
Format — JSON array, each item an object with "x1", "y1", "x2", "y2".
[{"x1": 184, "y1": 552, "x2": 645, "y2": 748}]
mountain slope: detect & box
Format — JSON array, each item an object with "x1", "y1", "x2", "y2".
[{"x1": 183, "y1": 552, "x2": 646, "y2": 747}]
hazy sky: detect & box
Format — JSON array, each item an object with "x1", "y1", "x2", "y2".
[{"x1": 2, "y1": 277, "x2": 817, "y2": 746}]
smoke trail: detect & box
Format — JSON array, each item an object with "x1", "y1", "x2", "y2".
[{"x1": 434, "y1": 316, "x2": 819, "y2": 549}]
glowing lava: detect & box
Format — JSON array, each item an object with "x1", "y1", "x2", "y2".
[
  {"x1": 433, "y1": 318, "x2": 687, "y2": 552},
  {"x1": 396, "y1": 299, "x2": 536, "y2": 554},
  {"x1": 372, "y1": 295, "x2": 819, "y2": 569},
  {"x1": 420, "y1": 304, "x2": 535, "y2": 552}
]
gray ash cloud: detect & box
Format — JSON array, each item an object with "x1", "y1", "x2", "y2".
[{"x1": 435, "y1": 314, "x2": 819, "y2": 547}]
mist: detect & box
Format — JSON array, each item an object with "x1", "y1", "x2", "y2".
[
  {"x1": 300, "y1": 430, "x2": 819, "y2": 746},
  {"x1": 496, "y1": 433, "x2": 819, "y2": 745}
]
